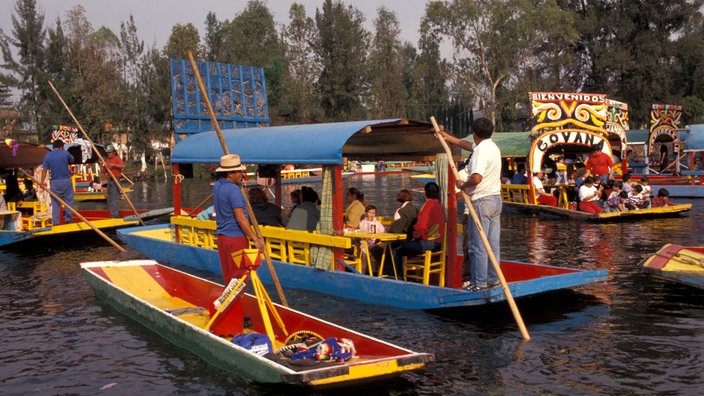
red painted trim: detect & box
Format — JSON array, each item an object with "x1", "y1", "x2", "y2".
[{"x1": 446, "y1": 165, "x2": 460, "y2": 288}]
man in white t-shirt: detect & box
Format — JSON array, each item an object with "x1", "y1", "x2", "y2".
[{"x1": 439, "y1": 118, "x2": 502, "y2": 291}]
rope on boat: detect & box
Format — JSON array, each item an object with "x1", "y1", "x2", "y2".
[{"x1": 675, "y1": 252, "x2": 704, "y2": 268}]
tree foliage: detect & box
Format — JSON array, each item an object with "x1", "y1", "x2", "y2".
[
  {"x1": 314, "y1": 0, "x2": 370, "y2": 121},
  {"x1": 280, "y1": 3, "x2": 322, "y2": 122},
  {"x1": 367, "y1": 6, "x2": 407, "y2": 118},
  {"x1": 0, "y1": 0, "x2": 46, "y2": 135}
]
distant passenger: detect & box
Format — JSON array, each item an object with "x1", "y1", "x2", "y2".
[
  {"x1": 532, "y1": 170, "x2": 557, "y2": 206},
  {"x1": 286, "y1": 186, "x2": 320, "y2": 232},
  {"x1": 578, "y1": 176, "x2": 604, "y2": 214},
  {"x1": 651, "y1": 188, "x2": 673, "y2": 207},
  {"x1": 248, "y1": 186, "x2": 286, "y2": 227},
  {"x1": 511, "y1": 163, "x2": 528, "y2": 184}
]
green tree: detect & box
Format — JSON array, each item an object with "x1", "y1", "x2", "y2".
[
  {"x1": 367, "y1": 7, "x2": 407, "y2": 118},
  {"x1": 39, "y1": 16, "x2": 69, "y2": 142},
  {"x1": 220, "y1": 0, "x2": 285, "y2": 115},
  {"x1": 203, "y1": 12, "x2": 224, "y2": 62},
  {"x1": 425, "y1": 0, "x2": 570, "y2": 129},
  {"x1": 0, "y1": 0, "x2": 46, "y2": 137},
  {"x1": 164, "y1": 23, "x2": 201, "y2": 60},
  {"x1": 565, "y1": 0, "x2": 702, "y2": 126},
  {"x1": 314, "y1": 0, "x2": 370, "y2": 120},
  {"x1": 405, "y1": 12, "x2": 448, "y2": 125},
  {"x1": 280, "y1": 3, "x2": 322, "y2": 122},
  {"x1": 672, "y1": 13, "x2": 704, "y2": 104},
  {"x1": 59, "y1": 6, "x2": 121, "y2": 143}
]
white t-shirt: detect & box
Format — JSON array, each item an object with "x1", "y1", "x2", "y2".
[
  {"x1": 467, "y1": 138, "x2": 501, "y2": 200},
  {"x1": 532, "y1": 175, "x2": 545, "y2": 192},
  {"x1": 456, "y1": 168, "x2": 470, "y2": 214},
  {"x1": 579, "y1": 184, "x2": 599, "y2": 202}
]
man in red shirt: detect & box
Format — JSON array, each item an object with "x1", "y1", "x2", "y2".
[
  {"x1": 103, "y1": 144, "x2": 125, "y2": 218},
  {"x1": 586, "y1": 144, "x2": 613, "y2": 184}
]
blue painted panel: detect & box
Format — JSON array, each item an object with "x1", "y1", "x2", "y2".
[{"x1": 169, "y1": 59, "x2": 269, "y2": 137}]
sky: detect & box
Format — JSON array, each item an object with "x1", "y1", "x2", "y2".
[{"x1": 0, "y1": 0, "x2": 430, "y2": 50}]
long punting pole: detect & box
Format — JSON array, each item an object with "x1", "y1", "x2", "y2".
[
  {"x1": 431, "y1": 117, "x2": 530, "y2": 341},
  {"x1": 18, "y1": 169, "x2": 126, "y2": 252},
  {"x1": 187, "y1": 51, "x2": 288, "y2": 307},
  {"x1": 47, "y1": 80, "x2": 145, "y2": 226}
]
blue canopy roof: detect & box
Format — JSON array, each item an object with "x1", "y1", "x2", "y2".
[{"x1": 171, "y1": 118, "x2": 444, "y2": 164}]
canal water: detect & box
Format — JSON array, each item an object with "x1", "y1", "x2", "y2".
[{"x1": 1, "y1": 173, "x2": 702, "y2": 395}]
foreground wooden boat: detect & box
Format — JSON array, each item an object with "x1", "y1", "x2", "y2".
[
  {"x1": 80, "y1": 259, "x2": 433, "y2": 387},
  {"x1": 117, "y1": 222, "x2": 608, "y2": 310},
  {"x1": 642, "y1": 244, "x2": 704, "y2": 289}
]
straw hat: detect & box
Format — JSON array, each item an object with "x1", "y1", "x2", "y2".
[{"x1": 216, "y1": 154, "x2": 246, "y2": 172}]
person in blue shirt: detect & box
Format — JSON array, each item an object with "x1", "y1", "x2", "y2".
[
  {"x1": 511, "y1": 163, "x2": 528, "y2": 184},
  {"x1": 40, "y1": 139, "x2": 74, "y2": 224},
  {"x1": 212, "y1": 154, "x2": 264, "y2": 283}
]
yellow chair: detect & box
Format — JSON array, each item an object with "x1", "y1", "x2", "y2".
[
  {"x1": 402, "y1": 224, "x2": 446, "y2": 286},
  {"x1": 20, "y1": 202, "x2": 51, "y2": 230},
  {"x1": 287, "y1": 240, "x2": 310, "y2": 265},
  {"x1": 343, "y1": 243, "x2": 373, "y2": 275},
  {"x1": 266, "y1": 237, "x2": 288, "y2": 262}
]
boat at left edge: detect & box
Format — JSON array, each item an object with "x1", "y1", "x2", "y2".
[
  {"x1": 80, "y1": 259, "x2": 433, "y2": 388},
  {"x1": 0, "y1": 139, "x2": 172, "y2": 248}
]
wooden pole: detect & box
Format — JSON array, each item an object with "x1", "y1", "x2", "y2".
[
  {"x1": 19, "y1": 169, "x2": 126, "y2": 252},
  {"x1": 187, "y1": 193, "x2": 213, "y2": 217},
  {"x1": 431, "y1": 117, "x2": 530, "y2": 340},
  {"x1": 47, "y1": 80, "x2": 145, "y2": 226},
  {"x1": 187, "y1": 51, "x2": 288, "y2": 307}
]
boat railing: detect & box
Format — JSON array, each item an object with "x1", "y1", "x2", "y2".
[
  {"x1": 500, "y1": 184, "x2": 533, "y2": 204},
  {"x1": 170, "y1": 216, "x2": 352, "y2": 267},
  {"x1": 501, "y1": 184, "x2": 572, "y2": 209},
  {"x1": 280, "y1": 168, "x2": 322, "y2": 179}
]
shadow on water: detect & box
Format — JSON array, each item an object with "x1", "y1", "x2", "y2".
[{"x1": 428, "y1": 290, "x2": 606, "y2": 332}]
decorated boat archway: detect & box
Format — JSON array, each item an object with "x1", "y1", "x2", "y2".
[
  {"x1": 648, "y1": 104, "x2": 684, "y2": 174},
  {"x1": 527, "y1": 92, "x2": 613, "y2": 204}
]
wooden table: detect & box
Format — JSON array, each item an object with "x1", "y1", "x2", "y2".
[
  {"x1": 342, "y1": 231, "x2": 407, "y2": 278},
  {"x1": 544, "y1": 184, "x2": 573, "y2": 208}
]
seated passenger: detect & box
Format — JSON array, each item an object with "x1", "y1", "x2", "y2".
[
  {"x1": 604, "y1": 181, "x2": 624, "y2": 212},
  {"x1": 286, "y1": 186, "x2": 320, "y2": 232},
  {"x1": 394, "y1": 182, "x2": 445, "y2": 275},
  {"x1": 511, "y1": 163, "x2": 528, "y2": 184},
  {"x1": 639, "y1": 176, "x2": 653, "y2": 198},
  {"x1": 371, "y1": 189, "x2": 418, "y2": 275},
  {"x1": 651, "y1": 188, "x2": 673, "y2": 207},
  {"x1": 621, "y1": 173, "x2": 634, "y2": 195},
  {"x1": 532, "y1": 170, "x2": 557, "y2": 206},
  {"x1": 344, "y1": 187, "x2": 366, "y2": 229},
  {"x1": 578, "y1": 176, "x2": 604, "y2": 214},
  {"x1": 358, "y1": 205, "x2": 385, "y2": 273},
  {"x1": 249, "y1": 186, "x2": 286, "y2": 227},
  {"x1": 625, "y1": 184, "x2": 649, "y2": 210},
  {"x1": 22, "y1": 179, "x2": 38, "y2": 201}
]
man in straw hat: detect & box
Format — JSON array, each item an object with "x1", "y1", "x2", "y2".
[{"x1": 212, "y1": 154, "x2": 265, "y2": 283}]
